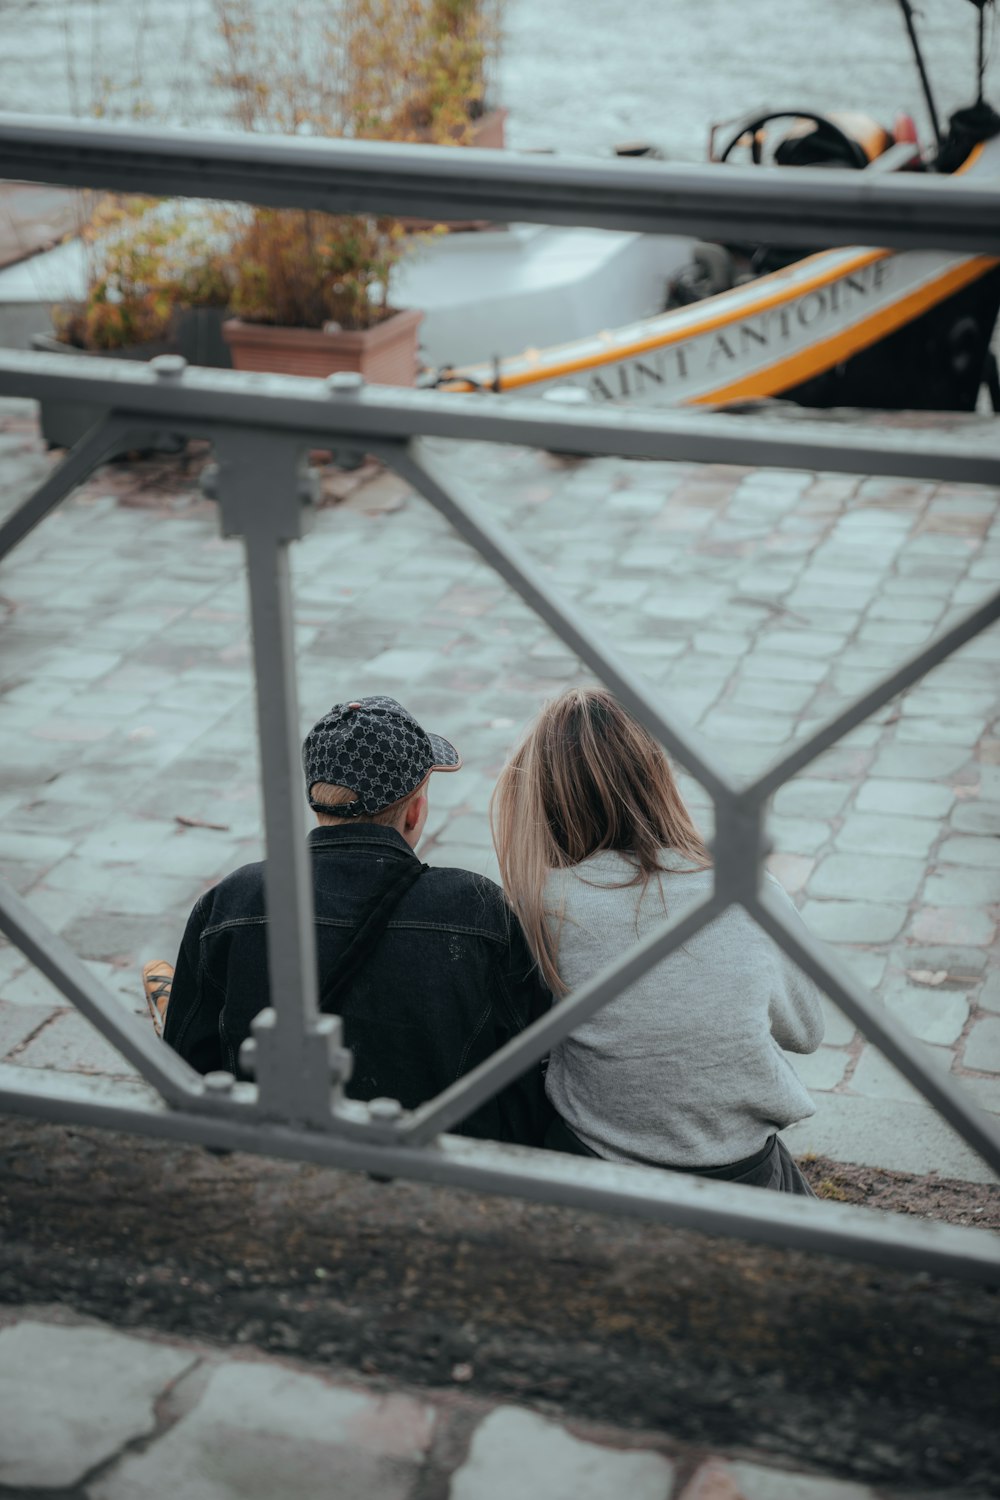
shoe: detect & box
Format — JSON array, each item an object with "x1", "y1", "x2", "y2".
[{"x1": 142, "y1": 960, "x2": 174, "y2": 1037}]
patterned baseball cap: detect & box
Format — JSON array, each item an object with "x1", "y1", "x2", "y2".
[{"x1": 303, "y1": 695, "x2": 461, "y2": 819}]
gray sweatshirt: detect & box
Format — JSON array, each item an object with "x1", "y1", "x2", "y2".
[{"x1": 543, "y1": 851, "x2": 824, "y2": 1168}]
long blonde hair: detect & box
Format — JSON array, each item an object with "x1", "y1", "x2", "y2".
[{"x1": 490, "y1": 689, "x2": 709, "y2": 995}]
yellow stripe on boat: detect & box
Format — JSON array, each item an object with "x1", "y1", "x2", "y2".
[
  {"x1": 440, "y1": 141, "x2": 999, "y2": 408},
  {"x1": 443, "y1": 246, "x2": 998, "y2": 405},
  {"x1": 693, "y1": 253, "x2": 998, "y2": 404}
]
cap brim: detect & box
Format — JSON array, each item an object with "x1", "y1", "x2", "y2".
[{"x1": 427, "y1": 731, "x2": 462, "y2": 773}]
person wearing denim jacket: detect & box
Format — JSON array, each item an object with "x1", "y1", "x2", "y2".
[{"x1": 163, "y1": 696, "x2": 553, "y2": 1147}]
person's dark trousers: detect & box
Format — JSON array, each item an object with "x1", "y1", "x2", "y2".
[{"x1": 546, "y1": 1116, "x2": 817, "y2": 1196}]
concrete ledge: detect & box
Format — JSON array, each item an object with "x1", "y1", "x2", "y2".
[{"x1": 0, "y1": 1118, "x2": 997, "y2": 1493}]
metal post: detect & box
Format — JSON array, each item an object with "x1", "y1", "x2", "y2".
[{"x1": 212, "y1": 431, "x2": 348, "y2": 1125}]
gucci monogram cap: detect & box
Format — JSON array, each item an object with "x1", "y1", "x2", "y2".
[{"x1": 303, "y1": 695, "x2": 461, "y2": 819}]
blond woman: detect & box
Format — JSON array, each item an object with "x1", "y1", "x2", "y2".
[{"x1": 491, "y1": 688, "x2": 824, "y2": 1193}]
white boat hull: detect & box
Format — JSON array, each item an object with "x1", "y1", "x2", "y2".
[{"x1": 443, "y1": 136, "x2": 1000, "y2": 410}]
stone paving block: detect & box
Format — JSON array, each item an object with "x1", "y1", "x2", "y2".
[
  {"x1": 715, "y1": 743, "x2": 777, "y2": 778},
  {"x1": 883, "y1": 980, "x2": 970, "y2": 1045},
  {"x1": 955, "y1": 1073, "x2": 1000, "y2": 1115},
  {"x1": 899, "y1": 685, "x2": 998, "y2": 717},
  {"x1": 741, "y1": 654, "x2": 828, "y2": 684},
  {"x1": 11, "y1": 1010, "x2": 139, "y2": 1076},
  {"x1": 643, "y1": 590, "x2": 727, "y2": 623},
  {"x1": 428, "y1": 843, "x2": 500, "y2": 884},
  {"x1": 785, "y1": 584, "x2": 872, "y2": 614},
  {"x1": 870, "y1": 743, "x2": 972, "y2": 781},
  {"x1": 136, "y1": 829, "x2": 245, "y2": 882},
  {"x1": 767, "y1": 816, "x2": 832, "y2": 856},
  {"x1": 436, "y1": 814, "x2": 494, "y2": 849},
  {"x1": 772, "y1": 780, "x2": 852, "y2": 820},
  {"x1": 605, "y1": 487, "x2": 665, "y2": 517},
  {"x1": 758, "y1": 629, "x2": 849, "y2": 659},
  {"x1": 701, "y1": 710, "x2": 796, "y2": 746},
  {"x1": 583, "y1": 580, "x2": 652, "y2": 608},
  {"x1": 849, "y1": 1041, "x2": 952, "y2": 1104},
  {"x1": 977, "y1": 766, "x2": 1000, "y2": 797},
  {"x1": 923, "y1": 866, "x2": 1000, "y2": 906},
  {"x1": 0, "y1": 999, "x2": 57, "y2": 1057},
  {"x1": 894, "y1": 714, "x2": 986, "y2": 749},
  {"x1": 621, "y1": 544, "x2": 696, "y2": 573},
  {"x1": 963, "y1": 1017, "x2": 1000, "y2": 1073},
  {"x1": 37, "y1": 647, "x2": 125, "y2": 682},
  {"x1": 93, "y1": 1361, "x2": 436, "y2": 1500},
  {"x1": 866, "y1": 594, "x2": 943, "y2": 624},
  {"x1": 766, "y1": 852, "x2": 814, "y2": 896},
  {"x1": 730, "y1": 678, "x2": 817, "y2": 714},
  {"x1": 815, "y1": 995, "x2": 856, "y2": 1047},
  {"x1": 0, "y1": 1320, "x2": 194, "y2": 1489},
  {"x1": 806, "y1": 854, "x2": 924, "y2": 904},
  {"x1": 0, "y1": 828, "x2": 76, "y2": 876},
  {"x1": 838, "y1": 949, "x2": 888, "y2": 991},
  {"x1": 854, "y1": 779, "x2": 955, "y2": 819},
  {"x1": 692, "y1": 630, "x2": 757, "y2": 658},
  {"x1": 897, "y1": 945, "x2": 987, "y2": 984},
  {"x1": 953, "y1": 630, "x2": 1000, "y2": 662},
  {"x1": 786, "y1": 1091, "x2": 995, "y2": 1181},
  {"x1": 950, "y1": 800, "x2": 1000, "y2": 835},
  {"x1": 0, "y1": 858, "x2": 42, "y2": 904},
  {"x1": 857, "y1": 619, "x2": 934, "y2": 648},
  {"x1": 909, "y1": 906, "x2": 996, "y2": 947},
  {"x1": 979, "y1": 971, "x2": 1000, "y2": 1013},
  {"x1": 833, "y1": 812, "x2": 937, "y2": 858},
  {"x1": 801, "y1": 900, "x2": 907, "y2": 944},
  {"x1": 789, "y1": 1045, "x2": 850, "y2": 1091},
  {"x1": 449, "y1": 1406, "x2": 673, "y2": 1500}
]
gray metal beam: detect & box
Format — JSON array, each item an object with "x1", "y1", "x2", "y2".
[
  {"x1": 212, "y1": 433, "x2": 345, "y2": 1127},
  {"x1": 0, "y1": 1064, "x2": 996, "y2": 1284},
  {"x1": 753, "y1": 886, "x2": 1000, "y2": 1179},
  {"x1": 750, "y1": 587, "x2": 1000, "y2": 804},
  {"x1": 0, "y1": 880, "x2": 201, "y2": 1106},
  {"x1": 1, "y1": 353, "x2": 998, "y2": 487},
  {"x1": 0, "y1": 415, "x2": 132, "y2": 563},
  {"x1": 1, "y1": 112, "x2": 999, "y2": 252},
  {"x1": 392, "y1": 439, "x2": 734, "y2": 799}
]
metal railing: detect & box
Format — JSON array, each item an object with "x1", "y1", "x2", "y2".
[{"x1": 0, "y1": 116, "x2": 998, "y2": 1284}]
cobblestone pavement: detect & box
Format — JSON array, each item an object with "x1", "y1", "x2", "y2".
[
  {"x1": 0, "y1": 1307, "x2": 990, "y2": 1499},
  {"x1": 0, "y1": 397, "x2": 998, "y2": 1182}
]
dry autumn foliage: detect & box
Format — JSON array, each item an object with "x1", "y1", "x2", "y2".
[{"x1": 57, "y1": 0, "x2": 504, "y2": 345}]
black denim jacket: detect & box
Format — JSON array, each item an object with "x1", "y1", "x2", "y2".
[{"x1": 163, "y1": 824, "x2": 554, "y2": 1146}]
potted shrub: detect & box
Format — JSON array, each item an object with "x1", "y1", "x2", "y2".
[
  {"x1": 211, "y1": 0, "x2": 506, "y2": 363},
  {"x1": 33, "y1": 196, "x2": 235, "y2": 446},
  {"x1": 346, "y1": 0, "x2": 506, "y2": 149},
  {"x1": 221, "y1": 207, "x2": 422, "y2": 382}
]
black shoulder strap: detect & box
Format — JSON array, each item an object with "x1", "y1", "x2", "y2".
[{"x1": 319, "y1": 858, "x2": 428, "y2": 1012}]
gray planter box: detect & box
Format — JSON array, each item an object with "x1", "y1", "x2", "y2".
[{"x1": 30, "y1": 308, "x2": 231, "y2": 450}]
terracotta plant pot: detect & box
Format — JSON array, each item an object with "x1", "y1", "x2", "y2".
[
  {"x1": 468, "y1": 107, "x2": 507, "y2": 151},
  {"x1": 222, "y1": 307, "x2": 424, "y2": 385}
]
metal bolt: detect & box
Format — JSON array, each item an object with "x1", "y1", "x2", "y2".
[
  {"x1": 238, "y1": 1037, "x2": 257, "y2": 1075},
  {"x1": 150, "y1": 354, "x2": 187, "y2": 378},
  {"x1": 326, "y1": 371, "x2": 365, "y2": 395},
  {"x1": 368, "y1": 1096, "x2": 403, "y2": 1122},
  {"x1": 204, "y1": 1070, "x2": 234, "y2": 1094}
]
